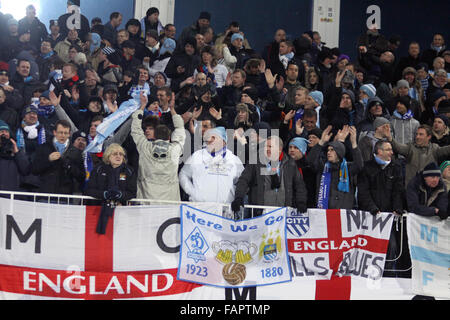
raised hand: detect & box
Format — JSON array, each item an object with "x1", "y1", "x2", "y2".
[
  {"x1": 349, "y1": 126, "x2": 358, "y2": 147},
  {"x1": 335, "y1": 125, "x2": 350, "y2": 142},
  {"x1": 209, "y1": 107, "x2": 222, "y2": 120},
  {"x1": 319, "y1": 125, "x2": 333, "y2": 146},
  {"x1": 283, "y1": 110, "x2": 295, "y2": 124},
  {"x1": 49, "y1": 90, "x2": 62, "y2": 107},
  {"x1": 295, "y1": 119, "x2": 304, "y2": 135},
  {"x1": 264, "y1": 69, "x2": 277, "y2": 89}
]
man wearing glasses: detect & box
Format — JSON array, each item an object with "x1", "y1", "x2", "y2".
[{"x1": 32, "y1": 119, "x2": 85, "y2": 195}]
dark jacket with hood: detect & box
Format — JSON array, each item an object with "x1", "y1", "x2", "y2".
[
  {"x1": 406, "y1": 172, "x2": 447, "y2": 217},
  {"x1": 356, "y1": 96, "x2": 390, "y2": 136},
  {"x1": 164, "y1": 38, "x2": 200, "y2": 92}
]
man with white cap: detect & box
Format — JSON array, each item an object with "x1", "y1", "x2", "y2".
[{"x1": 179, "y1": 126, "x2": 244, "y2": 203}]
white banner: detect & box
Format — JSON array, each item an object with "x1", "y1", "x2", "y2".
[
  {"x1": 0, "y1": 198, "x2": 420, "y2": 300},
  {"x1": 287, "y1": 209, "x2": 394, "y2": 279},
  {"x1": 178, "y1": 205, "x2": 291, "y2": 288},
  {"x1": 407, "y1": 214, "x2": 450, "y2": 299}
]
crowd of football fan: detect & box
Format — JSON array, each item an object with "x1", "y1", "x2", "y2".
[{"x1": 0, "y1": 3, "x2": 449, "y2": 228}]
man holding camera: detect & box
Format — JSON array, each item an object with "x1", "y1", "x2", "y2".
[
  {"x1": 32, "y1": 119, "x2": 85, "y2": 195},
  {"x1": 0, "y1": 120, "x2": 31, "y2": 191}
]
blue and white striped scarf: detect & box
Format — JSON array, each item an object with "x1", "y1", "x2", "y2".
[{"x1": 16, "y1": 122, "x2": 46, "y2": 150}]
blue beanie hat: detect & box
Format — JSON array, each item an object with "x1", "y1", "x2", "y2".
[
  {"x1": 160, "y1": 38, "x2": 176, "y2": 56},
  {"x1": 231, "y1": 33, "x2": 244, "y2": 43},
  {"x1": 289, "y1": 137, "x2": 309, "y2": 156},
  {"x1": 309, "y1": 91, "x2": 323, "y2": 106},
  {"x1": 209, "y1": 126, "x2": 227, "y2": 143},
  {"x1": 0, "y1": 119, "x2": 10, "y2": 133},
  {"x1": 360, "y1": 84, "x2": 376, "y2": 98}
]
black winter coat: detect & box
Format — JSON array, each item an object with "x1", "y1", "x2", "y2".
[
  {"x1": 357, "y1": 159, "x2": 404, "y2": 213},
  {"x1": 406, "y1": 173, "x2": 448, "y2": 217},
  {"x1": 234, "y1": 155, "x2": 307, "y2": 209},
  {"x1": 307, "y1": 144, "x2": 364, "y2": 209},
  {"x1": 0, "y1": 148, "x2": 31, "y2": 191},
  {"x1": 32, "y1": 141, "x2": 85, "y2": 194},
  {"x1": 84, "y1": 163, "x2": 137, "y2": 204}
]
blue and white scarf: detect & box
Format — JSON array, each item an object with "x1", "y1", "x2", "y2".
[
  {"x1": 279, "y1": 52, "x2": 294, "y2": 69},
  {"x1": 393, "y1": 109, "x2": 414, "y2": 120},
  {"x1": 317, "y1": 159, "x2": 349, "y2": 209},
  {"x1": 85, "y1": 87, "x2": 149, "y2": 153},
  {"x1": 37, "y1": 104, "x2": 56, "y2": 118},
  {"x1": 16, "y1": 121, "x2": 46, "y2": 150}
]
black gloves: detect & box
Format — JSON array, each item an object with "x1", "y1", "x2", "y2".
[
  {"x1": 437, "y1": 210, "x2": 449, "y2": 220},
  {"x1": 103, "y1": 190, "x2": 123, "y2": 201},
  {"x1": 231, "y1": 197, "x2": 244, "y2": 213}
]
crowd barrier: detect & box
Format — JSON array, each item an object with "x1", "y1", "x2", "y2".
[{"x1": 0, "y1": 190, "x2": 412, "y2": 278}]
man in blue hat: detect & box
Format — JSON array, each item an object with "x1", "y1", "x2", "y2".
[
  {"x1": 180, "y1": 126, "x2": 244, "y2": 204},
  {"x1": 288, "y1": 137, "x2": 316, "y2": 208}
]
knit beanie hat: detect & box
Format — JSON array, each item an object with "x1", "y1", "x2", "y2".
[
  {"x1": 22, "y1": 105, "x2": 39, "y2": 118},
  {"x1": 434, "y1": 114, "x2": 449, "y2": 127},
  {"x1": 0, "y1": 120, "x2": 10, "y2": 133},
  {"x1": 328, "y1": 141, "x2": 346, "y2": 160},
  {"x1": 440, "y1": 160, "x2": 450, "y2": 173},
  {"x1": 360, "y1": 84, "x2": 377, "y2": 98},
  {"x1": 309, "y1": 91, "x2": 323, "y2": 106},
  {"x1": 423, "y1": 162, "x2": 441, "y2": 177},
  {"x1": 71, "y1": 131, "x2": 87, "y2": 143},
  {"x1": 209, "y1": 126, "x2": 227, "y2": 143},
  {"x1": 373, "y1": 117, "x2": 390, "y2": 130},
  {"x1": 289, "y1": 137, "x2": 309, "y2": 156},
  {"x1": 159, "y1": 38, "x2": 176, "y2": 55},
  {"x1": 396, "y1": 79, "x2": 410, "y2": 89},
  {"x1": 231, "y1": 33, "x2": 244, "y2": 43}
]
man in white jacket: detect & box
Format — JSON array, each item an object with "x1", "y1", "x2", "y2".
[
  {"x1": 179, "y1": 126, "x2": 244, "y2": 204},
  {"x1": 131, "y1": 93, "x2": 186, "y2": 201}
]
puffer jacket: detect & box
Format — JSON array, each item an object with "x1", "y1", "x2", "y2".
[
  {"x1": 131, "y1": 109, "x2": 186, "y2": 201},
  {"x1": 390, "y1": 114, "x2": 420, "y2": 145}
]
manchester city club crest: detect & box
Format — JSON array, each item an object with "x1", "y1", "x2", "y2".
[
  {"x1": 185, "y1": 227, "x2": 209, "y2": 263},
  {"x1": 286, "y1": 209, "x2": 310, "y2": 237},
  {"x1": 259, "y1": 230, "x2": 282, "y2": 263}
]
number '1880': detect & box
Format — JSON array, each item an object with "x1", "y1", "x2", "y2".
[{"x1": 261, "y1": 267, "x2": 283, "y2": 278}]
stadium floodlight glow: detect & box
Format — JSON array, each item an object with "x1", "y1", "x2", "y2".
[{"x1": 0, "y1": 0, "x2": 41, "y2": 20}]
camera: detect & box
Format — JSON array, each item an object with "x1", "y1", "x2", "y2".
[{"x1": 0, "y1": 135, "x2": 14, "y2": 157}]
